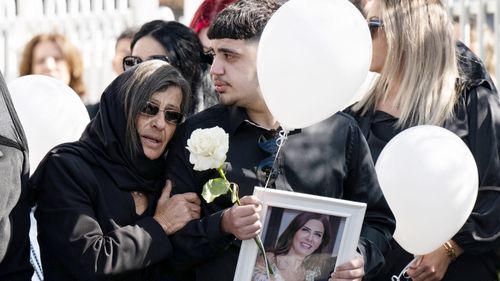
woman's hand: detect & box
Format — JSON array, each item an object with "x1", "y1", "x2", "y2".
[
  {"x1": 329, "y1": 254, "x2": 364, "y2": 281},
  {"x1": 406, "y1": 241, "x2": 462, "y2": 281},
  {"x1": 153, "y1": 180, "x2": 201, "y2": 235}
]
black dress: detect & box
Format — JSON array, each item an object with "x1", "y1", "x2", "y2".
[
  {"x1": 30, "y1": 71, "x2": 175, "y2": 281},
  {"x1": 345, "y1": 42, "x2": 500, "y2": 281}
]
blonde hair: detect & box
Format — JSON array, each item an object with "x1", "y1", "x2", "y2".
[
  {"x1": 19, "y1": 33, "x2": 86, "y2": 98},
  {"x1": 354, "y1": 0, "x2": 458, "y2": 127}
]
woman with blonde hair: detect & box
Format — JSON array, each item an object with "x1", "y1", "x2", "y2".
[
  {"x1": 19, "y1": 33, "x2": 86, "y2": 98},
  {"x1": 346, "y1": 0, "x2": 500, "y2": 280}
]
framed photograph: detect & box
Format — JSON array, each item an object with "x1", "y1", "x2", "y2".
[{"x1": 234, "y1": 187, "x2": 367, "y2": 281}]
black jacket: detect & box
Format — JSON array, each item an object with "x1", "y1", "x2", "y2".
[{"x1": 166, "y1": 105, "x2": 395, "y2": 280}]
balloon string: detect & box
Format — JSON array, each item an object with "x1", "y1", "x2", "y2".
[
  {"x1": 263, "y1": 129, "x2": 288, "y2": 189},
  {"x1": 391, "y1": 256, "x2": 419, "y2": 281}
]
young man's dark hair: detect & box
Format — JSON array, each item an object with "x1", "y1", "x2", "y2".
[{"x1": 207, "y1": 0, "x2": 281, "y2": 40}]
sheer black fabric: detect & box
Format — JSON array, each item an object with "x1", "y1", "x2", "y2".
[
  {"x1": 345, "y1": 42, "x2": 500, "y2": 281},
  {"x1": 0, "y1": 71, "x2": 33, "y2": 280}
]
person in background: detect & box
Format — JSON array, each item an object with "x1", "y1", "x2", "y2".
[
  {"x1": 189, "y1": 0, "x2": 236, "y2": 53},
  {"x1": 253, "y1": 212, "x2": 334, "y2": 281},
  {"x1": 125, "y1": 20, "x2": 218, "y2": 115},
  {"x1": 30, "y1": 61, "x2": 201, "y2": 280},
  {"x1": 19, "y1": 33, "x2": 86, "y2": 99},
  {"x1": 111, "y1": 27, "x2": 137, "y2": 76},
  {"x1": 345, "y1": 0, "x2": 500, "y2": 280},
  {"x1": 87, "y1": 27, "x2": 138, "y2": 119},
  {"x1": 0, "y1": 71, "x2": 32, "y2": 280},
  {"x1": 165, "y1": 1, "x2": 394, "y2": 280}
]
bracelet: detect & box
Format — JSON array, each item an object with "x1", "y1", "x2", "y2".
[{"x1": 443, "y1": 241, "x2": 457, "y2": 262}]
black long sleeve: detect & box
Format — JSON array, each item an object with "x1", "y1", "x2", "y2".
[
  {"x1": 451, "y1": 83, "x2": 500, "y2": 254},
  {"x1": 33, "y1": 153, "x2": 173, "y2": 281}
]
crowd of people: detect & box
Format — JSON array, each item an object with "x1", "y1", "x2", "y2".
[{"x1": 0, "y1": 0, "x2": 499, "y2": 280}]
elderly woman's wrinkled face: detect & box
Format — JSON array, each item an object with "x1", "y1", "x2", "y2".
[
  {"x1": 365, "y1": 0, "x2": 387, "y2": 73},
  {"x1": 136, "y1": 87, "x2": 183, "y2": 160},
  {"x1": 32, "y1": 40, "x2": 71, "y2": 85},
  {"x1": 291, "y1": 219, "x2": 325, "y2": 257}
]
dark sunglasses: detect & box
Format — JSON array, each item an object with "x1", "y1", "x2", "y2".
[
  {"x1": 140, "y1": 102, "x2": 184, "y2": 125},
  {"x1": 256, "y1": 130, "x2": 280, "y2": 186},
  {"x1": 368, "y1": 18, "x2": 384, "y2": 36},
  {"x1": 123, "y1": 55, "x2": 170, "y2": 71}
]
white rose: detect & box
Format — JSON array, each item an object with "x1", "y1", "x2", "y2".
[{"x1": 186, "y1": 126, "x2": 229, "y2": 171}]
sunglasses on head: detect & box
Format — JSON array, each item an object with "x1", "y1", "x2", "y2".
[
  {"x1": 368, "y1": 18, "x2": 384, "y2": 36},
  {"x1": 140, "y1": 101, "x2": 184, "y2": 125},
  {"x1": 123, "y1": 55, "x2": 170, "y2": 71}
]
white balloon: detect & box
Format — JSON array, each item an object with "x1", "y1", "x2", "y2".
[
  {"x1": 9, "y1": 75, "x2": 90, "y2": 173},
  {"x1": 257, "y1": 0, "x2": 371, "y2": 129},
  {"x1": 375, "y1": 125, "x2": 478, "y2": 255}
]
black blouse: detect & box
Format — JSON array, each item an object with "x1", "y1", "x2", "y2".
[{"x1": 32, "y1": 151, "x2": 171, "y2": 281}]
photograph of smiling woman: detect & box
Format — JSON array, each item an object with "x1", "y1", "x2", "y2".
[{"x1": 253, "y1": 212, "x2": 337, "y2": 281}]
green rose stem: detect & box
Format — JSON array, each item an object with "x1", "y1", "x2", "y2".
[{"x1": 216, "y1": 167, "x2": 274, "y2": 276}]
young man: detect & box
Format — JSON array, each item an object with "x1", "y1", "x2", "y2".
[{"x1": 166, "y1": 1, "x2": 394, "y2": 280}]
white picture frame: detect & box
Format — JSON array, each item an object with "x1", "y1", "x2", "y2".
[{"x1": 234, "y1": 187, "x2": 367, "y2": 281}]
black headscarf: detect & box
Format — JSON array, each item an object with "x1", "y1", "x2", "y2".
[{"x1": 34, "y1": 69, "x2": 166, "y2": 193}]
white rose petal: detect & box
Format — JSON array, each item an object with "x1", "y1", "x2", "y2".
[{"x1": 186, "y1": 126, "x2": 229, "y2": 171}]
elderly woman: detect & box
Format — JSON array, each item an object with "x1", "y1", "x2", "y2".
[
  {"x1": 346, "y1": 0, "x2": 500, "y2": 280},
  {"x1": 31, "y1": 61, "x2": 201, "y2": 280}
]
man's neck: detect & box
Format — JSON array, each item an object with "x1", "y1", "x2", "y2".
[{"x1": 245, "y1": 107, "x2": 279, "y2": 130}]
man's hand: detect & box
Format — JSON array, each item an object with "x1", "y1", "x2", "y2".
[
  {"x1": 329, "y1": 254, "x2": 364, "y2": 281},
  {"x1": 221, "y1": 195, "x2": 262, "y2": 240},
  {"x1": 154, "y1": 180, "x2": 201, "y2": 235}
]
